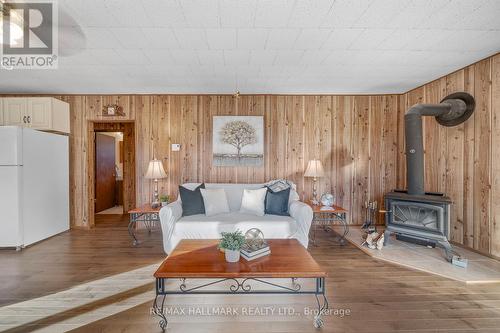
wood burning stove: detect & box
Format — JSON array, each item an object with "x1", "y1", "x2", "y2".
[
  {"x1": 383, "y1": 92, "x2": 475, "y2": 261},
  {"x1": 384, "y1": 191, "x2": 452, "y2": 257}
]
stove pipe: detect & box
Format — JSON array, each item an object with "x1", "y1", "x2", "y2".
[{"x1": 405, "y1": 93, "x2": 475, "y2": 195}]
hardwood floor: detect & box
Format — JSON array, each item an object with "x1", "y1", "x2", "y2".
[
  {"x1": 69, "y1": 234, "x2": 500, "y2": 333},
  {"x1": 0, "y1": 214, "x2": 165, "y2": 306},
  {"x1": 3, "y1": 219, "x2": 500, "y2": 332}
]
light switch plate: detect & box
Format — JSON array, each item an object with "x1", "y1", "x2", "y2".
[{"x1": 171, "y1": 144, "x2": 181, "y2": 151}]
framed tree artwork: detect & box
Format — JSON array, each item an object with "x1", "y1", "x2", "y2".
[{"x1": 212, "y1": 116, "x2": 264, "y2": 166}]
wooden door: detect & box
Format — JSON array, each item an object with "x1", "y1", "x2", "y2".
[{"x1": 95, "y1": 133, "x2": 116, "y2": 213}]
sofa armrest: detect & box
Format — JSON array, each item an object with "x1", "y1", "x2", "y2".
[
  {"x1": 159, "y1": 200, "x2": 182, "y2": 227},
  {"x1": 289, "y1": 200, "x2": 313, "y2": 247},
  {"x1": 159, "y1": 201, "x2": 183, "y2": 254}
]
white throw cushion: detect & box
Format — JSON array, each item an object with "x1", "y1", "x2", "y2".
[
  {"x1": 200, "y1": 189, "x2": 230, "y2": 216},
  {"x1": 239, "y1": 187, "x2": 267, "y2": 216}
]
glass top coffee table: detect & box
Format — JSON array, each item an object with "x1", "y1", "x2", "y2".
[{"x1": 152, "y1": 239, "x2": 328, "y2": 331}]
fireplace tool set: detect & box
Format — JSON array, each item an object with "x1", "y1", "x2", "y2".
[
  {"x1": 361, "y1": 201, "x2": 384, "y2": 250},
  {"x1": 381, "y1": 92, "x2": 475, "y2": 263},
  {"x1": 361, "y1": 201, "x2": 377, "y2": 233}
]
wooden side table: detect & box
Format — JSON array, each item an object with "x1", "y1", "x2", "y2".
[
  {"x1": 128, "y1": 204, "x2": 161, "y2": 246},
  {"x1": 308, "y1": 202, "x2": 349, "y2": 246}
]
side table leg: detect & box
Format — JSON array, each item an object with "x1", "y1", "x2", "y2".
[
  {"x1": 153, "y1": 294, "x2": 168, "y2": 332},
  {"x1": 340, "y1": 213, "x2": 349, "y2": 245},
  {"x1": 312, "y1": 218, "x2": 318, "y2": 246},
  {"x1": 333, "y1": 213, "x2": 348, "y2": 246},
  {"x1": 128, "y1": 214, "x2": 140, "y2": 246}
]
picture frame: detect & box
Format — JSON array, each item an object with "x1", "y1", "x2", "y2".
[
  {"x1": 212, "y1": 116, "x2": 264, "y2": 167},
  {"x1": 102, "y1": 104, "x2": 125, "y2": 117}
]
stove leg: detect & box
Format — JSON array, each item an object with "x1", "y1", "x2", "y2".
[{"x1": 438, "y1": 240, "x2": 453, "y2": 262}]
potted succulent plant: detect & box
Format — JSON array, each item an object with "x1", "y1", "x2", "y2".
[
  {"x1": 219, "y1": 230, "x2": 246, "y2": 263},
  {"x1": 159, "y1": 194, "x2": 170, "y2": 207}
]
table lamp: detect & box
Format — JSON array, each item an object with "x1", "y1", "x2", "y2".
[
  {"x1": 145, "y1": 158, "x2": 167, "y2": 208},
  {"x1": 304, "y1": 159, "x2": 325, "y2": 205}
]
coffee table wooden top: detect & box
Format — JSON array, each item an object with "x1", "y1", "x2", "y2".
[{"x1": 154, "y1": 239, "x2": 326, "y2": 279}]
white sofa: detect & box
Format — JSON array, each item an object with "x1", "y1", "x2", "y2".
[{"x1": 159, "y1": 183, "x2": 313, "y2": 254}]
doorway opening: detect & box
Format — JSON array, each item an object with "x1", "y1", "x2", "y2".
[{"x1": 90, "y1": 122, "x2": 135, "y2": 227}]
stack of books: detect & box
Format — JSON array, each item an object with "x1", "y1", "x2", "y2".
[{"x1": 240, "y1": 241, "x2": 270, "y2": 261}]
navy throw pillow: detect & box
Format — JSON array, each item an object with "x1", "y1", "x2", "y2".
[
  {"x1": 179, "y1": 183, "x2": 205, "y2": 216},
  {"x1": 265, "y1": 187, "x2": 290, "y2": 216}
]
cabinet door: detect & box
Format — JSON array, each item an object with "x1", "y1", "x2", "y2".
[
  {"x1": 27, "y1": 98, "x2": 52, "y2": 129},
  {"x1": 0, "y1": 99, "x2": 3, "y2": 125},
  {"x1": 3, "y1": 98, "x2": 27, "y2": 126}
]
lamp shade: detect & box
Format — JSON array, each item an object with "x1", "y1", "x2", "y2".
[
  {"x1": 145, "y1": 159, "x2": 167, "y2": 179},
  {"x1": 304, "y1": 159, "x2": 325, "y2": 178}
]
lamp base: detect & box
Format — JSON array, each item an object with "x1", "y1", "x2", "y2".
[{"x1": 151, "y1": 178, "x2": 160, "y2": 208}]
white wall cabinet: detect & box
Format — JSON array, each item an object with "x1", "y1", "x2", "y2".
[
  {"x1": 3, "y1": 98, "x2": 27, "y2": 126},
  {"x1": 1, "y1": 97, "x2": 70, "y2": 134}
]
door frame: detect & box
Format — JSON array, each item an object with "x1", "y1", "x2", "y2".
[{"x1": 87, "y1": 121, "x2": 136, "y2": 227}]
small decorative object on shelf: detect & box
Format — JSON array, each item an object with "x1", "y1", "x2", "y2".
[
  {"x1": 159, "y1": 194, "x2": 170, "y2": 207},
  {"x1": 102, "y1": 104, "x2": 126, "y2": 117},
  {"x1": 241, "y1": 228, "x2": 270, "y2": 261},
  {"x1": 320, "y1": 193, "x2": 335, "y2": 210},
  {"x1": 219, "y1": 230, "x2": 246, "y2": 263}
]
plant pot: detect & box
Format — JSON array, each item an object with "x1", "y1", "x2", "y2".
[
  {"x1": 161, "y1": 202, "x2": 168, "y2": 207},
  {"x1": 224, "y1": 249, "x2": 240, "y2": 263}
]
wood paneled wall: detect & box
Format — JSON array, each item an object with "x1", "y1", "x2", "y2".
[
  {"x1": 57, "y1": 94, "x2": 400, "y2": 229},
  {"x1": 398, "y1": 53, "x2": 500, "y2": 257},
  {"x1": 9, "y1": 53, "x2": 499, "y2": 257}
]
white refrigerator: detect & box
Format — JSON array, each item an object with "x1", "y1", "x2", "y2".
[{"x1": 0, "y1": 126, "x2": 69, "y2": 249}]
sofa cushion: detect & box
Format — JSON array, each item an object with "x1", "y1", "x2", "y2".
[
  {"x1": 205, "y1": 183, "x2": 263, "y2": 212},
  {"x1": 200, "y1": 188, "x2": 230, "y2": 216},
  {"x1": 239, "y1": 187, "x2": 267, "y2": 216},
  {"x1": 265, "y1": 187, "x2": 290, "y2": 216},
  {"x1": 176, "y1": 212, "x2": 298, "y2": 240},
  {"x1": 179, "y1": 183, "x2": 205, "y2": 216},
  {"x1": 179, "y1": 183, "x2": 299, "y2": 212}
]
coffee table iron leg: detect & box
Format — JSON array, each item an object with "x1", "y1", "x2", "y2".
[
  {"x1": 314, "y1": 293, "x2": 328, "y2": 328},
  {"x1": 153, "y1": 294, "x2": 168, "y2": 332},
  {"x1": 314, "y1": 277, "x2": 328, "y2": 329}
]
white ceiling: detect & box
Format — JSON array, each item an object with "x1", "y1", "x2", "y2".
[{"x1": 1, "y1": 0, "x2": 499, "y2": 94}]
